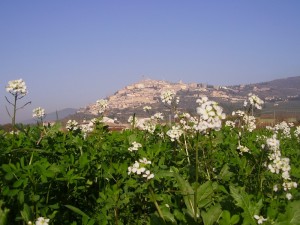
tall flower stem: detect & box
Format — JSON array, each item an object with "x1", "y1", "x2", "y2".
[
  {"x1": 5, "y1": 79, "x2": 30, "y2": 131},
  {"x1": 194, "y1": 133, "x2": 200, "y2": 221},
  {"x1": 183, "y1": 133, "x2": 190, "y2": 165},
  {"x1": 12, "y1": 95, "x2": 17, "y2": 130},
  {"x1": 149, "y1": 186, "x2": 165, "y2": 222}
]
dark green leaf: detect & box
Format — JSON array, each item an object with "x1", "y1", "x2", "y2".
[
  {"x1": 65, "y1": 205, "x2": 90, "y2": 218},
  {"x1": 201, "y1": 204, "x2": 222, "y2": 225}
]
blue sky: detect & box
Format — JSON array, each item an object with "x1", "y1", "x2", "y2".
[{"x1": 1, "y1": 0, "x2": 300, "y2": 123}]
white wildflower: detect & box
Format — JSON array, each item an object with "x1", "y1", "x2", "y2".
[
  {"x1": 32, "y1": 107, "x2": 45, "y2": 120},
  {"x1": 6, "y1": 79, "x2": 28, "y2": 96},
  {"x1": 80, "y1": 121, "x2": 94, "y2": 137},
  {"x1": 128, "y1": 115, "x2": 139, "y2": 127},
  {"x1": 167, "y1": 125, "x2": 183, "y2": 141},
  {"x1": 274, "y1": 121, "x2": 291, "y2": 138},
  {"x1": 160, "y1": 89, "x2": 179, "y2": 105},
  {"x1": 286, "y1": 193, "x2": 292, "y2": 200},
  {"x1": 66, "y1": 120, "x2": 79, "y2": 131},
  {"x1": 196, "y1": 96, "x2": 208, "y2": 104},
  {"x1": 248, "y1": 93, "x2": 264, "y2": 110},
  {"x1": 225, "y1": 120, "x2": 235, "y2": 129},
  {"x1": 143, "y1": 106, "x2": 152, "y2": 112},
  {"x1": 96, "y1": 99, "x2": 108, "y2": 114},
  {"x1": 283, "y1": 181, "x2": 298, "y2": 191},
  {"x1": 142, "y1": 170, "x2": 155, "y2": 180},
  {"x1": 151, "y1": 112, "x2": 164, "y2": 121},
  {"x1": 196, "y1": 97, "x2": 225, "y2": 131},
  {"x1": 294, "y1": 126, "x2": 300, "y2": 141},
  {"x1": 282, "y1": 171, "x2": 290, "y2": 180},
  {"x1": 237, "y1": 145, "x2": 250, "y2": 155},
  {"x1": 136, "y1": 167, "x2": 146, "y2": 175},
  {"x1": 128, "y1": 142, "x2": 142, "y2": 152},
  {"x1": 35, "y1": 217, "x2": 50, "y2": 225},
  {"x1": 254, "y1": 215, "x2": 267, "y2": 224},
  {"x1": 139, "y1": 157, "x2": 151, "y2": 165},
  {"x1": 242, "y1": 115, "x2": 256, "y2": 132},
  {"x1": 128, "y1": 158, "x2": 154, "y2": 180}
]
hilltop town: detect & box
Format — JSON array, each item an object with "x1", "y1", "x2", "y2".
[{"x1": 73, "y1": 76, "x2": 300, "y2": 124}]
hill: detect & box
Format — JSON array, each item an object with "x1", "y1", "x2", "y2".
[
  {"x1": 22, "y1": 108, "x2": 78, "y2": 124},
  {"x1": 72, "y1": 76, "x2": 300, "y2": 124}
]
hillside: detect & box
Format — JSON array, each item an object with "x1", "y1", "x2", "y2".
[
  {"x1": 22, "y1": 108, "x2": 78, "y2": 124},
  {"x1": 72, "y1": 76, "x2": 300, "y2": 124}
]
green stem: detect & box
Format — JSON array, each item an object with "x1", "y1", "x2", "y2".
[
  {"x1": 183, "y1": 133, "x2": 190, "y2": 165},
  {"x1": 149, "y1": 186, "x2": 165, "y2": 222},
  {"x1": 46, "y1": 182, "x2": 52, "y2": 204},
  {"x1": 29, "y1": 152, "x2": 34, "y2": 165},
  {"x1": 114, "y1": 207, "x2": 119, "y2": 225},
  {"x1": 257, "y1": 149, "x2": 265, "y2": 193},
  {"x1": 12, "y1": 94, "x2": 17, "y2": 130},
  {"x1": 194, "y1": 146, "x2": 198, "y2": 221},
  {"x1": 194, "y1": 133, "x2": 199, "y2": 221}
]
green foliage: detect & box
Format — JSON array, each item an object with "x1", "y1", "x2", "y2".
[
  {"x1": 230, "y1": 185, "x2": 263, "y2": 225},
  {"x1": 0, "y1": 117, "x2": 299, "y2": 224},
  {"x1": 0, "y1": 200, "x2": 9, "y2": 225},
  {"x1": 275, "y1": 201, "x2": 300, "y2": 225}
]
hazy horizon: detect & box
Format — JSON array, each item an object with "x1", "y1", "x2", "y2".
[{"x1": 1, "y1": 1, "x2": 300, "y2": 124}]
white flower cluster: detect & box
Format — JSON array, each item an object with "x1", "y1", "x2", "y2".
[
  {"x1": 96, "y1": 99, "x2": 108, "y2": 114},
  {"x1": 282, "y1": 180, "x2": 297, "y2": 192},
  {"x1": 66, "y1": 120, "x2": 79, "y2": 131},
  {"x1": 232, "y1": 110, "x2": 244, "y2": 117},
  {"x1": 32, "y1": 107, "x2": 45, "y2": 119},
  {"x1": 195, "y1": 96, "x2": 225, "y2": 131},
  {"x1": 225, "y1": 120, "x2": 235, "y2": 129},
  {"x1": 254, "y1": 215, "x2": 267, "y2": 224},
  {"x1": 175, "y1": 112, "x2": 196, "y2": 132},
  {"x1": 274, "y1": 121, "x2": 291, "y2": 138},
  {"x1": 232, "y1": 110, "x2": 256, "y2": 132},
  {"x1": 167, "y1": 125, "x2": 183, "y2": 141},
  {"x1": 91, "y1": 118, "x2": 101, "y2": 124},
  {"x1": 141, "y1": 120, "x2": 156, "y2": 134},
  {"x1": 128, "y1": 115, "x2": 135, "y2": 125},
  {"x1": 128, "y1": 142, "x2": 142, "y2": 152},
  {"x1": 6, "y1": 79, "x2": 28, "y2": 96},
  {"x1": 237, "y1": 144, "x2": 250, "y2": 155},
  {"x1": 266, "y1": 121, "x2": 293, "y2": 138},
  {"x1": 128, "y1": 116, "x2": 156, "y2": 133},
  {"x1": 128, "y1": 113, "x2": 164, "y2": 134},
  {"x1": 35, "y1": 217, "x2": 50, "y2": 225},
  {"x1": 10, "y1": 130, "x2": 20, "y2": 135},
  {"x1": 266, "y1": 135, "x2": 297, "y2": 200},
  {"x1": 243, "y1": 115, "x2": 256, "y2": 132},
  {"x1": 247, "y1": 93, "x2": 264, "y2": 110},
  {"x1": 160, "y1": 89, "x2": 179, "y2": 105},
  {"x1": 128, "y1": 116, "x2": 143, "y2": 127},
  {"x1": 151, "y1": 112, "x2": 164, "y2": 121},
  {"x1": 143, "y1": 106, "x2": 152, "y2": 112},
  {"x1": 128, "y1": 158, "x2": 154, "y2": 180},
  {"x1": 295, "y1": 126, "x2": 300, "y2": 141},
  {"x1": 80, "y1": 120, "x2": 94, "y2": 137}
]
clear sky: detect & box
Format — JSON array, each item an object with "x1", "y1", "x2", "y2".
[{"x1": 1, "y1": 0, "x2": 300, "y2": 124}]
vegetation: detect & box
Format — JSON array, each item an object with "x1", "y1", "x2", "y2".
[{"x1": 0, "y1": 80, "x2": 299, "y2": 225}]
